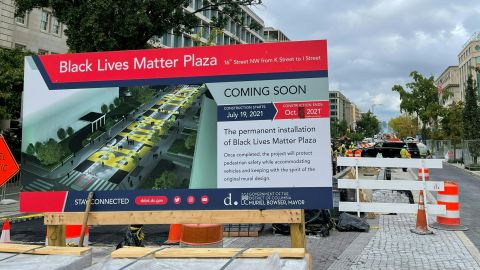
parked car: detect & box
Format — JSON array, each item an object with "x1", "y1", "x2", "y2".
[{"x1": 362, "y1": 141, "x2": 421, "y2": 158}]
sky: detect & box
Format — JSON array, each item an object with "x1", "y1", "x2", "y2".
[{"x1": 253, "y1": 0, "x2": 479, "y2": 121}]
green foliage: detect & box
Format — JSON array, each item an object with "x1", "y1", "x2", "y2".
[
  {"x1": 15, "y1": 0, "x2": 262, "y2": 52},
  {"x1": 129, "y1": 86, "x2": 155, "y2": 105},
  {"x1": 26, "y1": 143, "x2": 35, "y2": 155},
  {"x1": 0, "y1": 48, "x2": 31, "y2": 119},
  {"x1": 184, "y1": 131, "x2": 197, "y2": 150},
  {"x1": 441, "y1": 102, "x2": 463, "y2": 143},
  {"x1": 388, "y1": 115, "x2": 418, "y2": 139},
  {"x1": 153, "y1": 171, "x2": 177, "y2": 189},
  {"x1": 150, "y1": 129, "x2": 162, "y2": 144},
  {"x1": 114, "y1": 97, "x2": 121, "y2": 107},
  {"x1": 109, "y1": 103, "x2": 115, "y2": 111},
  {"x1": 36, "y1": 139, "x2": 67, "y2": 166},
  {"x1": 66, "y1": 126, "x2": 74, "y2": 136},
  {"x1": 356, "y1": 111, "x2": 380, "y2": 137},
  {"x1": 57, "y1": 128, "x2": 67, "y2": 140},
  {"x1": 330, "y1": 119, "x2": 348, "y2": 139},
  {"x1": 463, "y1": 75, "x2": 479, "y2": 140},
  {"x1": 101, "y1": 104, "x2": 108, "y2": 114},
  {"x1": 392, "y1": 71, "x2": 446, "y2": 138}
]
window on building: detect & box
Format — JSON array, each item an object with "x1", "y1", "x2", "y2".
[
  {"x1": 184, "y1": 36, "x2": 192, "y2": 47},
  {"x1": 14, "y1": 43, "x2": 26, "y2": 50},
  {"x1": 40, "y1": 10, "x2": 50, "y2": 31},
  {"x1": 52, "y1": 17, "x2": 61, "y2": 35},
  {"x1": 38, "y1": 49, "x2": 49, "y2": 55},
  {"x1": 15, "y1": 14, "x2": 27, "y2": 25},
  {"x1": 174, "y1": 35, "x2": 182, "y2": 47}
]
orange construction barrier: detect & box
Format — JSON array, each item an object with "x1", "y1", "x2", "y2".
[
  {"x1": 165, "y1": 224, "x2": 182, "y2": 244},
  {"x1": 0, "y1": 219, "x2": 11, "y2": 243},
  {"x1": 345, "y1": 150, "x2": 353, "y2": 157},
  {"x1": 46, "y1": 225, "x2": 89, "y2": 246},
  {"x1": 410, "y1": 190, "x2": 433, "y2": 235},
  {"x1": 418, "y1": 168, "x2": 430, "y2": 180},
  {"x1": 180, "y1": 224, "x2": 223, "y2": 247},
  {"x1": 431, "y1": 181, "x2": 468, "y2": 231},
  {"x1": 354, "y1": 149, "x2": 362, "y2": 157}
]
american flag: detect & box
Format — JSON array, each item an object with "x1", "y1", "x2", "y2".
[{"x1": 438, "y1": 83, "x2": 443, "y2": 94}]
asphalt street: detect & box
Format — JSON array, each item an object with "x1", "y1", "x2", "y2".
[{"x1": 429, "y1": 163, "x2": 480, "y2": 249}]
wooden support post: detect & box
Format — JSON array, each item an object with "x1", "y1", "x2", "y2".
[
  {"x1": 290, "y1": 209, "x2": 305, "y2": 249},
  {"x1": 47, "y1": 225, "x2": 66, "y2": 246}
]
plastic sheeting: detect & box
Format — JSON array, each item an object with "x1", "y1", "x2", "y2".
[
  {"x1": 0, "y1": 252, "x2": 92, "y2": 270},
  {"x1": 86, "y1": 253, "x2": 307, "y2": 270}
]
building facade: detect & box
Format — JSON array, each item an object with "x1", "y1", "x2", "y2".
[
  {"x1": 263, "y1": 27, "x2": 289, "y2": 42},
  {"x1": 0, "y1": 1, "x2": 68, "y2": 53},
  {"x1": 153, "y1": 0, "x2": 265, "y2": 48},
  {"x1": 458, "y1": 32, "x2": 480, "y2": 98},
  {"x1": 329, "y1": 90, "x2": 361, "y2": 130},
  {"x1": 436, "y1": 66, "x2": 460, "y2": 106}
]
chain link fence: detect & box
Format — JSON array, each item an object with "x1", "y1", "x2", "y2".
[
  {"x1": 425, "y1": 140, "x2": 455, "y2": 161},
  {"x1": 0, "y1": 171, "x2": 22, "y2": 201},
  {"x1": 463, "y1": 140, "x2": 480, "y2": 170}
]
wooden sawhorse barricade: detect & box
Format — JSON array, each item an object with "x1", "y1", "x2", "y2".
[{"x1": 44, "y1": 209, "x2": 306, "y2": 248}]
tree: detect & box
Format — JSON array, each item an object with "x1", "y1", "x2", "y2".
[
  {"x1": 153, "y1": 171, "x2": 177, "y2": 189},
  {"x1": 0, "y1": 48, "x2": 31, "y2": 119},
  {"x1": 57, "y1": 128, "x2": 67, "y2": 140},
  {"x1": 129, "y1": 86, "x2": 155, "y2": 105},
  {"x1": 463, "y1": 74, "x2": 480, "y2": 165},
  {"x1": 109, "y1": 103, "x2": 115, "y2": 112},
  {"x1": 114, "y1": 97, "x2": 121, "y2": 107},
  {"x1": 26, "y1": 143, "x2": 35, "y2": 155},
  {"x1": 67, "y1": 127, "x2": 74, "y2": 136},
  {"x1": 392, "y1": 71, "x2": 448, "y2": 139},
  {"x1": 101, "y1": 104, "x2": 108, "y2": 114},
  {"x1": 185, "y1": 132, "x2": 197, "y2": 150},
  {"x1": 388, "y1": 115, "x2": 418, "y2": 139},
  {"x1": 15, "y1": 0, "x2": 262, "y2": 52},
  {"x1": 356, "y1": 111, "x2": 380, "y2": 137},
  {"x1": 36, "y1": 139, "x2": 67, "y2": 166}
]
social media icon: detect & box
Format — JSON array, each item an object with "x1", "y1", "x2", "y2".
[
  {"x1": 201, "y1": 195, "x2": 209, "y2": 204},
  {"x1": 173, "y1": 196, "x2": 181, "y2": 205},
  {"x1": 187, "y1": 196, "x2": 195, "y2": 204}
]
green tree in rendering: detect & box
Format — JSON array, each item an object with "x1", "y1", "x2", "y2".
[
  {"x1": 129, "y1": 86, "x2": 155, "y2": 105},
  {"x1": 185, "y1": 131, "x2": 197, "y2": 150},
  {"x1": 57, "y1": 128, "x2": 67, "y2": 140},
  {"x1": 392, "y1": 71, "x2": 448, "y2": 139},
  {"x1": 114, "y1": 97, "x2": 121, "y2": 107},
  {"x1": 26, "y1": 143, "x2": 35, "y2": 155},
  {"x1": 36, "y1": 139, "x2": 67, "y2": 166},
  {"x1": 463, "y1": 74, "x2": 480, "y2": 165},
  {"x1": 15, "y1": 0, "x2": 263, "y2": 52},
  {"x1": 153, "y1": 171, "x2": 177, "y2": 189},
  {"x1": 101, "y1": 104, "x2": 109, "y2": 114},
  {"x1": 109, "y1": 103, "x2": 115, "y2": 112},
  {"x1": 356, "y1": 111, "x2": 380, "y2": 138},
  {"x1": 67, "y1": 127, "x2": 74, "y2": 137}
]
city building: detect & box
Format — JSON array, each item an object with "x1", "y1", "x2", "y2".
[
  {"x1": 436, "y1": 66, "x2": 461, "y2": 106},
  {"x1": 329, "y1": 90, "x2": 361, "y2": 130},
  {"x1": 347, "y1": 102, "x2": 362, "y2": 130},
  {"x1": 152, "y1": 0, "x2": 265, "y2": 48},
  {"x1": 263, "y1": 27, "x2": 290, "y2": 42},
  {"x1": 0, "y1": 1, "x2": 68, "y2": 53},
  {"x1": 458, "y1": 32, "x2": 480, "y2": 98}
]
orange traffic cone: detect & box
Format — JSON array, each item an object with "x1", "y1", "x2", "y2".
[
  {"x1": 164, "y1": 224, "x2": 182, "y2": 244},
  {"x1": 0, "y1": 219, "x2": 11, "y2": 243},
  {"x1": 411, "y1": 190, "x2": 433, "y2": 235}
]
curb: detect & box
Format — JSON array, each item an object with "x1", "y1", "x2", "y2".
[
  {"x1": 456, "y1": 231, "x2": 480, "y2": 267},
  {"x1": 443, "y1": 162, "x2": 480, "y2": 180}
]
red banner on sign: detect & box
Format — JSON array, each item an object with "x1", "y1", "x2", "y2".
[
  {"x1": 36, "y1": 40, "x2": 327, "y2": 87},
  {"x1": 0, "y1": 136, "x2": 19, "y2": 187},
  {"x1": 274, "y1": 100, "x2": 330, "y2": 120}
]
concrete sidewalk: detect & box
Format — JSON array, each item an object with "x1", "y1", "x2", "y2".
[{"x1": 328, "y1": 214, "x2": 480, "y2": 269}]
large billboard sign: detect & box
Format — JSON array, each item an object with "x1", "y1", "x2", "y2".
[{"x1": 19, "y1": 40, "x2": 332, "y2": 212}]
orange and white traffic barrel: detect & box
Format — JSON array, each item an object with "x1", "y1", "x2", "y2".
[
  {"x1": 431, "y1": 181, "x2": 468, "y2": 231},
  {"x1": 180, "y1": 224, "x2": 223, "y2": 248},
  {"x1": 418, "y1": 168, "x2": 430, "y2": 180},
  {"x1": 354, "y1": 149, "x2": 362, "y2": 157},
  {"x1": 345, "y1": 150, "x2": 353, "y2": 157}
]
